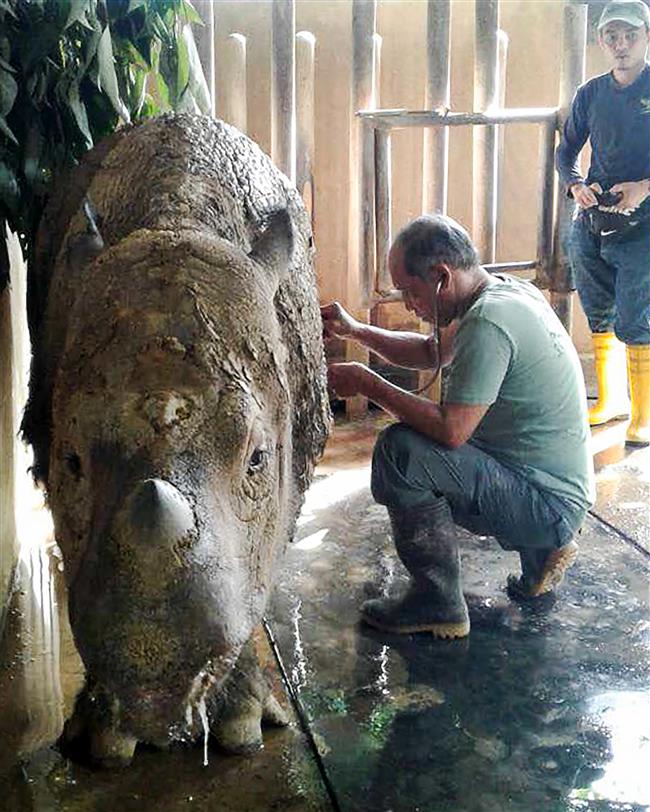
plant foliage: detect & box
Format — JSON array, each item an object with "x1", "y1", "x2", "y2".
[{"x1": 0, "y1": 0, "x2": 210, "y2": 288}]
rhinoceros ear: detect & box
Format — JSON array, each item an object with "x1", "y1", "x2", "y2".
[
  {"x1": 248, "y1": 209, "x2": 293, "y2": 278},
  {"x1": 65, "y1": 196, "x2": 105, "y2": 273}
]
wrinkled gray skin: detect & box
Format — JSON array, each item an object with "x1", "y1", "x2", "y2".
[{"x1": 22, "y1": 114, "x2": 331, "y2": 766}]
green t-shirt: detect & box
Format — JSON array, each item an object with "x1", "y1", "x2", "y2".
[{"x1": 446, "y1": 274, "x2": 595, "y2": 512}]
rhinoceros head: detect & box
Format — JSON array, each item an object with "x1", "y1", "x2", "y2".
[{"x1": 46, "y1": 211, "x2": 305, "y2": 741}]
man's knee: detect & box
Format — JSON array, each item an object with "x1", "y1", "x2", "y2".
[
  {"x1": 371, "y1": 422, "x2": 452, "y2": 510},
  {"x1": 371, "y1": 423, "x2": 421, "y2": 506}
]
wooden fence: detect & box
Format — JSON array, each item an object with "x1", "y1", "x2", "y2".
[{"x1": 191, "y1": 0, "x2": 592, "y2": 413}]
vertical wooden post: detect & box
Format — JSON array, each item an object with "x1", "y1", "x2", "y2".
[
  {"x1": 296, "y1": 31, "x2": 316, "y2": 224},
  {"x1": 192, "y1": 0, "x2": 215, "y2": 116},
  {"x1": 222, "y1": 34, "x2": 248, "y2": 134},
  {"x1": 272, "y1": 0, "x2": 295, "y2": 180},
  {"x1": 551, "y1": 1, "x2": 587, "y2": 333},
  {"x1": 473, "y1": 0, "x2": 499, "y2": 263},
  {"x1": 536, "y1": 117, "x2": 557, "y2": 291},
  {"x1": 375, "y1": 128, "x2": 392, "y2": 295},
  {"x1": 495, "y1": 28, "x2": 508, "y2": 256},
  {"x1": 422, "y1": 0, "x2": 451, "y2": 216},
  {"x1": 347, "y1": 0, "x2": 377, "y2": 418}
]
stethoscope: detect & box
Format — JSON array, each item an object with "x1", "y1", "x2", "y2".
[{"x1": 408, "y1": 275, "x2": 444, "y2": 396}]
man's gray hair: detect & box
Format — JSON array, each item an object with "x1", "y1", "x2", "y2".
[{"x1": 394, "y1": 214, "x2": 480, "y2": 279}]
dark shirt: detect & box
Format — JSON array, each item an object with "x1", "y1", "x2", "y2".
[{"x1": 555, "y1": 62, "x2": 650, "y2": 193}]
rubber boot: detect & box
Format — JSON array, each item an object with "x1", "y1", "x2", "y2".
[
  {"x1": 506, "y1": 540, "x2": 579, "y2": 601},
  {"x1": 588, "y1": 332, "x2": 630, "y2": 426},
  {"x1": 626, "y1": 344, "x2": 650, "y2": 446},
  {"x1": 361, "y1": 499, "x2": 470, "y2": 639}
]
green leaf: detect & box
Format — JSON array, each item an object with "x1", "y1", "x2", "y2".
[
  {"x1": 0, "y1": 36, "x2": 10, "y2": 62},
  {"x1": 0, "y1": 114, "x2": 17, "y2": 144},
  {"x1": 181, "y1": 0, "x2": 204, "y2": 26},
  {"x1": 122, "y1": 39, "x2": 149, "y2": 71},
  {"x1": 127, "y1": 0, "x2": 146, "y2": 11},
  {"x1": 176, "y1": 26, "x2": 190, "y2": 95},
  {"x1": 155, "y1": 72, "x2": 170, "y2": 109},
  {"x1": 64, "y1": 0, "x2": 90, "y2": 30},
  {"x1": 68, "y1": 81, "x2": 93, "y2": 147},
  {"x1": 0, "y1": 1, "x2": 17, "y2": 21},
  {"x1": 180, "y1": 24, "x2": 210, "y2": 113},
  {"x1": 0, "y1": 67, "x2": 17, "y2": 116},
  {"x1": 139, "y1": 93, "x2": 158, "y2": 118},
  {"x1": 83, "y1": 28, "x2": 102, "y2": 72},
  {"x1": 96, "y1": 25, "x2": 131, "y2": 123},
  {"x1": 151, "y1": 12, "x2": 171, "y2": 44},
  {"x1": 0, "y1": 56, "x2": 15, "y2": 74}
]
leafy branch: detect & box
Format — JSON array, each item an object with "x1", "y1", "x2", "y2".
[{"x1": 0, "y1": 0, "x2": 210, "y2": 288}]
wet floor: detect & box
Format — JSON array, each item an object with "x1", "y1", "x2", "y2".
[
  {"x1": 269, "y1": 418, "x2": 650, "y2": 812},
  {"x1": 1, "y1": 409, "x2": 649, "y2": 811}
]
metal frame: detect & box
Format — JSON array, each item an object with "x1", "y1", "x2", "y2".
[{"x1": 357, "y1": 106, "x2": 559, "y2": 308}]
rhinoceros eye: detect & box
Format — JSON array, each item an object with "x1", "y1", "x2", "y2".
[
  {"x1": 247, "y1": 447, "x2": 268, "y2": 474},
  {"x1": 65, "y1": 452, "x2": 82, "y2": 481}
]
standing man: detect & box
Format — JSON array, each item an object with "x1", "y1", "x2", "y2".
[
  {"x1": 322, "y1": 214, "x2": 594, "y2": 639},
  {"x1": 556, "y1": 0, "x2": 650, "y2": 446}
]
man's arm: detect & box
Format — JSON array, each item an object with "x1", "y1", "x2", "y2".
[
  {"x1": 322, "y1": 301, "x2": 440, "y2": 370},
  {"x1": 328, "y1": 362, "x2": 489, "y2": 448},
  {"x1": 555, "y1": 86, "x2": 597, "y2": 207}
]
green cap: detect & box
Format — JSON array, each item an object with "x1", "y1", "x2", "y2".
[{"x1": 598, "y1": 0, "x2": 650, "y2": 30}]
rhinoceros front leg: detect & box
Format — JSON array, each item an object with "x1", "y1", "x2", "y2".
[
  {"x1": 61, "y1": 680, "x2": 138, "y2": 768},
  {"x1": 208, "y1": 633, "x2": 290, "y2": 754}
]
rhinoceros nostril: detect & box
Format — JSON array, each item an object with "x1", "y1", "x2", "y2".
[{"x1": 130, "y1": 479, "x2": 195, "y2": 542}]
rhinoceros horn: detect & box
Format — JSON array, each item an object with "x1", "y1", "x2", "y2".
[{"x1": 128, "y1": 479, "x2": 195, "y2": 547}]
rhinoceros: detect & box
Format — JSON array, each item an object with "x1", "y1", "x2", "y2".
[{"x1": 21, "y1": 113, "x2": 331, "y2": 765}]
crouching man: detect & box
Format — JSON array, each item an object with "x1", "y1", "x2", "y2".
[{"x1": 322, "y1": 214, "x2": 595, "y2": 639}]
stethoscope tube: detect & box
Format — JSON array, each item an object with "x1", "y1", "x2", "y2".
[{"x1": 408, "y1": 276, "x2": 443, "y2": 395}]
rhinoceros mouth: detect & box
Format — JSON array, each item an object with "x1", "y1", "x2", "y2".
[{"x1": 108, "y1": 655, "x2": 235, "y2": 744}]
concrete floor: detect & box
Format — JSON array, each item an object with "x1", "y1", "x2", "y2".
[{"x1": 0, "y1": 406, "x2": 648, "y2": 811}]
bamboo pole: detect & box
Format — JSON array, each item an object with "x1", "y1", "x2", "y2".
[
  {"x1": 359, "y1": 107, "x2": 558, "y2": 128},
  {"x1": 296, "y1": 31, "x2": 315, "y2": 224},
  {"x1": 422, "y1": 0, "x2": 451, "y2": 216},
  {"x1": 473, "y1": 0, "x2": 499, "y2": 263},
  {"x1": 551, "y1": 1, "x2": 587, "y2": 333},
  {"x1": 346, "y1": 0, "x2": 377, "y2": 418},
  {"x1": 536, "y1": 116, "x2": 558, "y2": 290},
  {"x1": 375, "y1": 128, "x2": 392, "y2": 294},
  {"x1": 272, "y1": 0, "x2": 295, "y2": 180},
  {"x1": 495, "y1": 28, "x2": 508, "y2": 258},
  {"x1": 222, "y1": 34, "x2": 247, "y2": 134}
]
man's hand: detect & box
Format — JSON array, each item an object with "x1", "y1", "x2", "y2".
[
  {"x1": 570, "y1": 181, "x2": 600, "y2": 209},
  {"x1": 609, "y1": 180, "x2": 650, "y2": 213},
  {"x1": 321, "y1": 301, "x2": 359, "y2": 340},
  {"x1": 327, "y1": 361, "x2": 368, "y2": 398}
]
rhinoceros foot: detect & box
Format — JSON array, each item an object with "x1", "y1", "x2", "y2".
[
  {"x1": 208, "y1": 636, "x2": 290, "y2": 754},
  {"x1": 61, "y1": 635, "x2": 290, "y2": 767},
  {"x1": 60, "y1": 680, "x2": 139, "y2": 768}
]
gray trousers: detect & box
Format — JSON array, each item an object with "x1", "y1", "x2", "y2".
[{"x1": 371, "y1": 423, "x2": 585, "y2": 553}]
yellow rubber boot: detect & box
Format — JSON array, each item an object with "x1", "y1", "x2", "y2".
[
  {"x1": 626, "y1": 344, "x2": 650, "y2": 446},
  {"x1": 588, "y1": 332, "x2": 630, "y2": 426}
]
